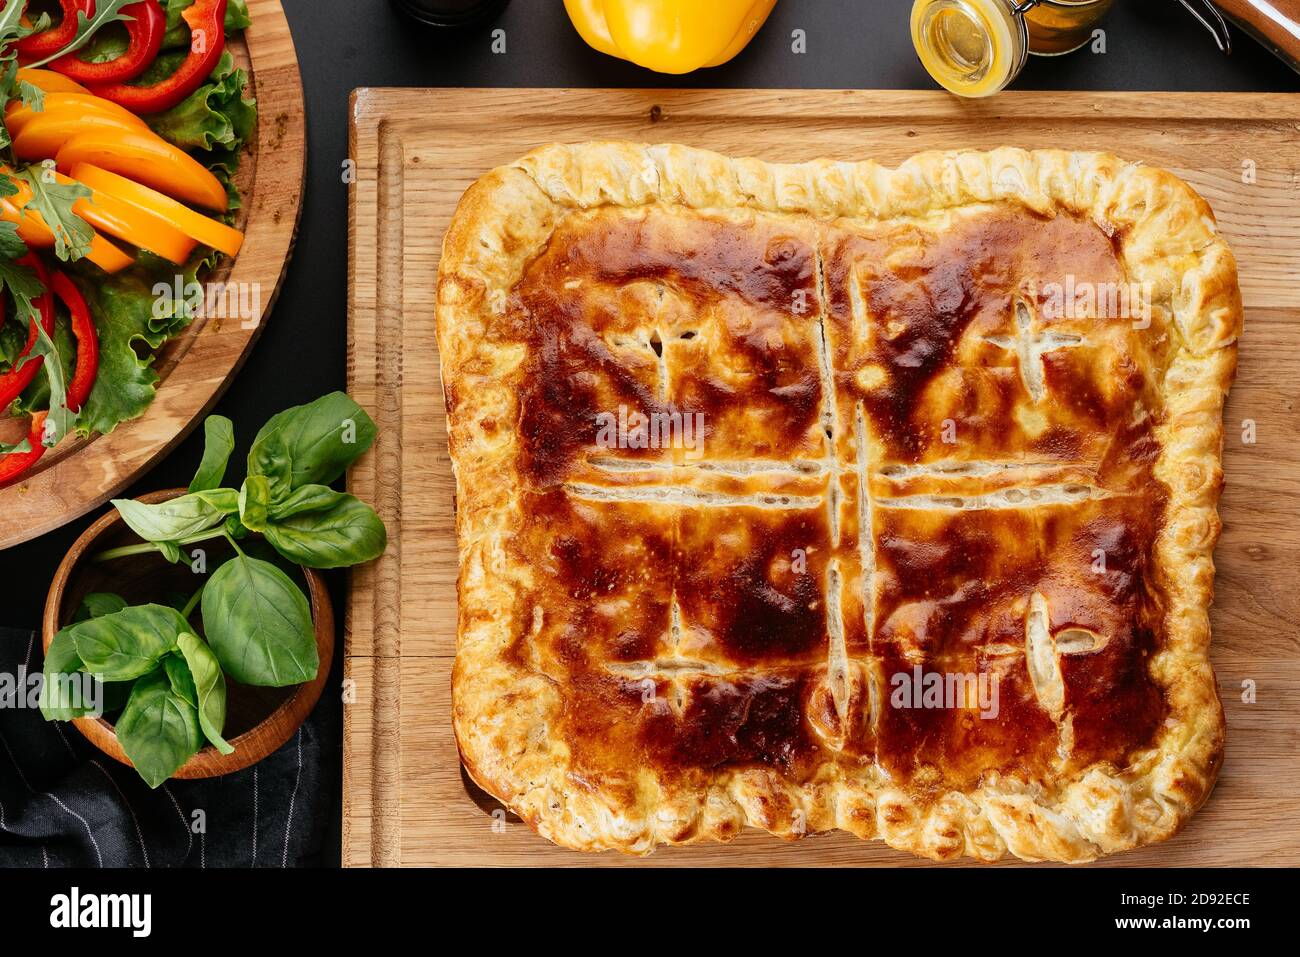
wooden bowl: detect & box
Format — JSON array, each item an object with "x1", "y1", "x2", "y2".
[{"x1": 42, "y1": 489, "x2": 335, "y2": 780}]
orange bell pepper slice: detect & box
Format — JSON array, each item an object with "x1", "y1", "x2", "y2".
[
  {"x1": 6, "y1": 92, "x2": 149, "y2": 137},
  {"x1": 14, "y1": 67, "x2": 90, "y2": 95},
  {"x1": 53, "y1": 173, "x2": 197, "y2": 265},
  {"x1": 56, "y1": 130, "x2": 228, "y2": 212},
  {"x1": 72, "y1": 164, "x2": 243, "y2": 258},
  {"x1": 13, "y1": 112, "x2": 151, "y2": 162}
]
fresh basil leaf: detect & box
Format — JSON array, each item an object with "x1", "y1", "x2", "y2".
[
  {"x1": 246, "y1": 427, "x2": 291, "y2": 501},
  {"x1": 39, "y1": 629, "x2": 98, "y2": 721},
  {"x1": 163, "y1": 653, "x2": 197, "y2": 708},
  {"x1": 157, "y1": 541, "x2": 183, "y2": 565},
  {"x1": 264, "y1": 486, "x2": 387, "y2": 569},
  {"x1": 68, "y1": 604, "x2": 187, "y2": 682},
  {"x1": 201, "y1": 555, "x2": 317, "y2": 688},
  {"x1": 189, "y1": 415, "x2": 236, "y2": 493},
  {"x1": 112, "y1": 488, "x2": 239, "y2": 543},
  {"x1": 238, "y1": 474, "x2": 270, "y2": 532},
  {"x1": 177, "y1": 633, "x2": 233, "y2": 755},
  {"x1": 248, "y1": 393, "x2": 377, "y2": 495},
  {"x1": 73, "y1": 592, "x2": 128, "y2": 623},
  {"x1": 100, "y1": 682, "x2": 132, "y2": 715},
  {"x1": 115, "y1": 669, "x2": 202, "y2": 789}
]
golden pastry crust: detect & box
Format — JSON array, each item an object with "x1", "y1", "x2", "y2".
[{"x1": 437, "y1": 144, "x2": 1238, "y2": 862}]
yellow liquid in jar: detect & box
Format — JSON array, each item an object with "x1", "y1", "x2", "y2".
[
  {"x1": 1025, "y1": 0, "x2": 1114, "y2": 55},
  {"x1": 911, "y1": 0, "x2": 1023, "y2": 98}
]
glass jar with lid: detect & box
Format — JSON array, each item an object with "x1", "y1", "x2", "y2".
[{"x1": 911, "y1": 0, "x2": 1115, "y2": 97}]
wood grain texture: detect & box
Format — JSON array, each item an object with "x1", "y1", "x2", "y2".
[
  {"x1": 0, "y1": 0, "x2": 306, "y2": 549},
  {"x1": 41, "y1": 489, "x2": 335, "y2": 780},
  {"x1": 345, "y1": 88, "x2": 1300, "y2": 867}
]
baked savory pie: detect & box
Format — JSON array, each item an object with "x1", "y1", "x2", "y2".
[{"x1": 436, "y1": 143, "x2": 1240, "y2": 862}]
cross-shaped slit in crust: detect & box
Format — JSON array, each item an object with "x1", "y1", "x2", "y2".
[{"x1": 983, "y1": 297, "x2": 1084, "y2": 403}]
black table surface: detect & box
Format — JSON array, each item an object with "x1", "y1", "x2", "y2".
[{"x1": 0, "y1": 0, "x2": 1294, "y2": 865}]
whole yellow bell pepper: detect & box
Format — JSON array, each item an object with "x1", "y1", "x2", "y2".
[{"x1": 564, "y1": 0, "x2": 778, "y2": 74}]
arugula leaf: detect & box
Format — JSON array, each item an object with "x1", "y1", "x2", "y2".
[
  {"x1": 115, "y1": 668, "x2": 202, "y2": 788},
  {"x1": 0, "y1": 255, "x2": 75, "y2": 437},
  {"x1": 16, "y1": 79, "x2": 43, "y2": 112},
  {"x1": 13, "y1": 313, "x2": 74, "y2": 415},
  {"x1": 0, "y1": 219, "x2": 25, "y2": 262},
  {"x1": 0, "y1": 3, "x2": 47, "y2": 46},
  {"x1": 0, "y1": 254, "x2": 43, "y2": 326},
  {"x1": 14, "y1": 167, "x2": 94, "y2": 262},
  {"x1": 0, "y1": 2, "x2": 29, "y2": 38},
  {"x1": 189, "y1": 414, "x2": 235, "y2": 492},
  {"x1": 25, "y1": 319, "x2": 75, "y2": 444},
  {"x1": 0, "y1": 5, "x2": 49, "y2": 128}
]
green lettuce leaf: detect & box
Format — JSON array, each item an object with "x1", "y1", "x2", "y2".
[
  {"x1": 146, "y1": 50, "x2": 255, "y2": 156},
  {"x1": 161, "y1": 0, "x2": 251, "y2": 49},
  {"x1": 72, "y1": 270, "x2": 168, "y2": 436}
]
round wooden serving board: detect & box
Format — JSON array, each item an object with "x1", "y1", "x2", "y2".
[{"x1": 0, "y1": 0, "x2": 305, "y2": 549}]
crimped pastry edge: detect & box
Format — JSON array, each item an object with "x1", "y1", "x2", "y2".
[{"x1": 436, "y1": 143, "x2": 1238, "y2": 862}]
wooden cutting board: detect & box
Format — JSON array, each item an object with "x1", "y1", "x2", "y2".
[
  {"x1": 345, "y1": 88, "x2": 1300, "y2": 867},
  {"x1": 0, "y1": 0, "x2": 305, "y2": 548}
]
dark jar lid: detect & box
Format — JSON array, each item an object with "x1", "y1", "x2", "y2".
[{"x1": 389, "y1": 0, "x2": 511, "y2": 29}]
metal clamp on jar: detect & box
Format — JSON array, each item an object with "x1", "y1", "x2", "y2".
[{"x1": 911, "y1": 0, "x2": 1114, "y2": 97}]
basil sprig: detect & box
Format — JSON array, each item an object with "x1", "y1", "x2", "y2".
[{"x1": 42, "y1": 394, "x2": 387, "y2": 788}]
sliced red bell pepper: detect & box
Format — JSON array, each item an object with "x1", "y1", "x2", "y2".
[
  {"x1": 0, "y1": 410, "x2": 48, "y2": 485},
  {"x1": 48, "y1": 0, "x2": 166, "y2": 86},
  {"x1": 87, "y1": 0, "x2": 227, "y2": 115},
  {"x1": 50, "y1": 271, "x2": 97, "y2": 412},
  {"x1": 13, "y1": 0, "x2": 96, "y2": 63},
  {"x1": 0, "y1": 252, "x2": 56, "y2": 412}
]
